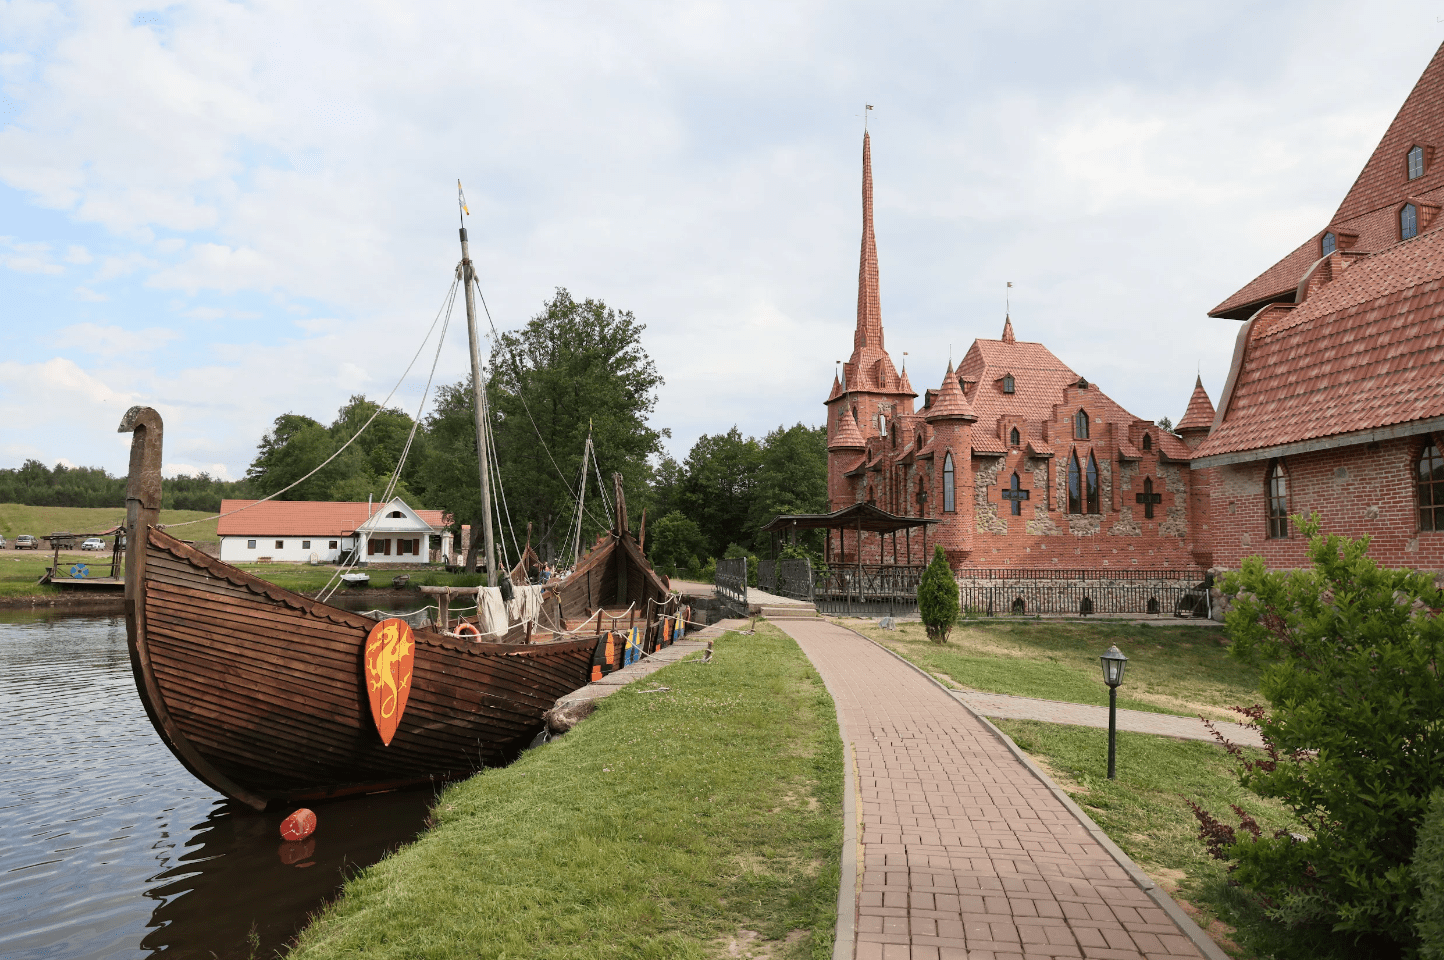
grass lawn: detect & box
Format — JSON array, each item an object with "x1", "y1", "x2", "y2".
[
  {"x1": 0, "y1": 503, "x2": 221, "y2": 542},
  {"x1": 290, "y1": 623, "x2": 844, "y2": 960},
  {"x1": 844, "y1": 618, "x2": 1259, "y2": 720},
  {"x1": 993, "y1": 719, "x2": 1339, "y2": 960}
]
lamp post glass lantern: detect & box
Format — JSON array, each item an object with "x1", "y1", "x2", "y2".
[{"x1": 1100, "y1": 645, "x2": 1128, "y2": 779}]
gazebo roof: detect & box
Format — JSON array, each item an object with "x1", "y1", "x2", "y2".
[{"x1": 761, "y1": 502, "x2": 940, "y2": 534}]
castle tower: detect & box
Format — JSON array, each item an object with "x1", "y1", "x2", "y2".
[
  {"x1": 924, "y1": 361, "x2": 977, "y2": 564},
  {"x1": 825, "y1": 131, "x2": 916, "y2": 469}
]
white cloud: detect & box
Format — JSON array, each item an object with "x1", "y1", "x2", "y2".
[
  {"x1": 0, "y1": 0, "x2": 1438, "y2": 478},
  {"x1": 51, "y1": 323, "x2": 182, "y2": 355},
  {"x1": 163, "y1": 461, "x2": 234, "y2": 481},
  {"x1": 0, "y1": 235, "x2": 61, "y2": 274}
]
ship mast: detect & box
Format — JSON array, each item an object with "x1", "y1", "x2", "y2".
[{"x1": 458, "y1": 185, "x2": 497, "y2": 586}]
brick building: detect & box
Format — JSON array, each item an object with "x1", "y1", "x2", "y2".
[
  {"x1": 1190, "y1": 41, "x2": 1444, "y2": 572},
  {"x1": 825, "y1": 132, "x2": 1211, "y2": 578}
]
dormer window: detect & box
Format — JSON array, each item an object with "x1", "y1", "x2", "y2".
[
  {"x1": 1409, "y1": 144, "x2": 1426, "y2": 180},
  {"x1": 1142, "y1": 433, "x2": 1151, "y2": 451},
  {"x1": 1009, "y1": 426, "x2": 1020, "y2": 447},
  {"x1": 1002, "y1": 374, "x2": 1015, "y2": 394},
  {"x1": 1403, "y1": 203, "x2": 1419, "y2": 240},
  {"x1": 1321, "y1": 232, "x2": 1336, "y2": 256}
]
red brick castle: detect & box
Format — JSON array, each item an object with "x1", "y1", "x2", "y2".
[
  {"x1": 826, "y1": 40, "x2": 1444, "y2": 596},
  {"x1": 825, "y1": 133, "x2": 1212, "y2": 576}
]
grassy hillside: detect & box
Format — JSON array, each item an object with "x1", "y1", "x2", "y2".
[{"x1": 0, "y1": 504, "x2": 220, "y2": 543}]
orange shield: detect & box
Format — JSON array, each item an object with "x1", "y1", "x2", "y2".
[{"x1": 364, "y1": 618, "x2": 416, "y2": 746}]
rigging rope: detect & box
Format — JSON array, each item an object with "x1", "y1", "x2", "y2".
[
  {"x1": 318, "y1": 280, "x2": 459, "y2": 602},
  {"x1": 471, "y1": 276, "x2": 610, "y2": 533},
  {"x1": 160, "y1": 278, "x2": 462, "y2": 530}
]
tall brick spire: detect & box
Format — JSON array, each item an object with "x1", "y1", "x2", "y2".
[{"x1": 854, "y1": 131, "x2": 883, "y2": 356}]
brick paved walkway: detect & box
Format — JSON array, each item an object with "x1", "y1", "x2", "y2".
[
  {"x1": 774, "y1": 619, "x2": 1214, "y2": 960},
  {"x1": 954, "y1": 691, "x2": 1263, "y2": 749}
]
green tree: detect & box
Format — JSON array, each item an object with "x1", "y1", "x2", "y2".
[
  {"x1": 421, "y1": 379, "x2": 485, "y2": 569},
  {"x1": 917, "y1": 545, "x2": 959, "y2": 643},
  {"x1": 678, "y1": 427, "x2": 762, "y2": 558},
  {"x1": 245, "y1": 414, "x2": 340, "y2": 499},
  {"x1": 1190, "y1": 516, "x2": 1444, "y2": 950},
  {"x1": 748, "y1": 423, "x2": 828, "y2": 550},
  {"x1": 487, "y1": 288, "x2": 665, "y2": 563},
  {"x1": 244, "y1": 397, "x2": 422, "y2": 503},
  {"x1": 646, "y1": 510, "x2": 707, "y2": 576}
]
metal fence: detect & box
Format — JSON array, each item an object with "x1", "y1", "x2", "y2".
[
  {"x1": 814, "y1": 563, "x2": 925, "y2": 617},
  {"x1": 957, "y1": 570, "x2": 1210, "y2": 619},
  {"x1": 811, "y1": 565, "x2": 1210, "y2": 619},
  {"x1": 715, "y1": 557, "x2": 749, "y2": 614}
]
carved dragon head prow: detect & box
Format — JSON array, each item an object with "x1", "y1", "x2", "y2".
[{"x1": 118, "y1": 405, "x2": 164, "y2": 510}]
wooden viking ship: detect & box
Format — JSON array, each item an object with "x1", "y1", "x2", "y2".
[{"x1": 118, "y1": 415, "x2": 669, "y2": 813}]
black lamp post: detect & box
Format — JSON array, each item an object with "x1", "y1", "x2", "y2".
[{"x1": 1100, "y1": 645, "x2": 1128, "y2": 780}]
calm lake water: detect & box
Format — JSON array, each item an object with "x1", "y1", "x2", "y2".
[{"x1": 0, "y1": 606, "x2": 437, "y2": 959}]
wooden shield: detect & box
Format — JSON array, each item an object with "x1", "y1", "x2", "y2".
[{"x1": 364, "y1": 618, "x2": 415, "y2": 746}]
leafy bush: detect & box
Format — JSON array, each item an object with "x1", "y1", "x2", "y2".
[
  {"x1": 1191, "y1": 516, "x2": 1444, "y2": 951},
  {"x1": 779, "y1": 543, "x2": 827, "y2": 574},
  {"x1": 917, "y1": 545, "x2": 959, "y2": 643},
  {"x1": 1415, "y1": 790, "x2": 1444, "y2": 957}
]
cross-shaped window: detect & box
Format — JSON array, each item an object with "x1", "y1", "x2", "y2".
[
  {"x1": 1136, "y1": 476, "x2": 1162, "y2": 519},
  {"x1": 1001, "y1": 472, "x2": 1030, "y2": 516}
]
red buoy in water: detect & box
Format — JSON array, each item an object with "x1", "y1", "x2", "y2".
[{"x1": 280, "y1": 808, "x2": 317, "y2": 842}]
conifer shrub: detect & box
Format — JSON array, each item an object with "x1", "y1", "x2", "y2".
[
  {"x1": 1190, "y1": 516, "x2": 1444, "y2": 951},
  {"x1": 917, "y1": 545, "x2": 959, "y2": 643}
]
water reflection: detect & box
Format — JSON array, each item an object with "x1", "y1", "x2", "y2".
[{"x1": 0, "y1": 606, "x2": 435, "y2": 959}]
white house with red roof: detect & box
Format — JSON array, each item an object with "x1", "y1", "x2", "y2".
[{"x1": 216, "y1": 498, "x2": 454, "y2": 565}]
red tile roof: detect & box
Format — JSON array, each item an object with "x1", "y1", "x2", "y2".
[
  {"x1": 924, "y1": 361, "x2": 976, "y2": 422},
  {"x1": 216, "y1": 500, "x2": 449, "y2": 537},
  {"x1": 954, "y1": 335, "x2": 1077, "y2": 434},
  {"x1": 1194, "y1": 227, "x2": 1444, "y2": 460},
  {"x1": 829, "y1": 408, "x2": 866, "y2": 450},
  {"x1": 1212, "y1": 41, "x2": 1444, "y2": 319},
  {"x1": 1176, "y1": 376, "x2": 1216, "y2": 433}
]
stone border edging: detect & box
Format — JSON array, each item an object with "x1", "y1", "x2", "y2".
[
  {"x1": 829, "y1": 621, "x2": 1232, "y2": 960},
  {"x1": 831, "y1": 733, "x2": 859, "y2": 960}
]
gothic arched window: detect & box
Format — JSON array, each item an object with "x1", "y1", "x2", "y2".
[
  {"x1": 943, "y1": 453, "x2": 956, "y2": 513},
  {"x1": 1402, "y1": 202, "x2": 1419, "y2": 240},
  {"x1": 1142, "y1": 433, "x2": 1151, "y2": 452},
  {"x1": 1075, "y1": 409, "x2": 1090, "y2": 440},
  {"x1": 1009, "y1": 426, "x2": 1020, "y2": 447},
  {"x1": 1086, "y1": 452, "x2": 1100, "y2": 514},
  {"x1": 1418, "y1": 439, "x2": 1444, "y2": 531},
  {"x1": 1267, "y1": 459, "x2": 1289, "y2": 539},
  {"x1": 1007, "y1": 472, "x2": 1024, "y2": 516},
  {"x1": 1068, "y1": 450, "x2": 1082, "y2": 514}
]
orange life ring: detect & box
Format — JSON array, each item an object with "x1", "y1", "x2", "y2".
[{"x1": 454, "y1": 622, "x2": 481, "y2": 640}]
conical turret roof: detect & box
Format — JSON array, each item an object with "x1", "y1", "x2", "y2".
[
  {"x1": 1001, "y1": 315, "x2": 1015, "y2": 343},
  {"x1": 829, "y1": 407, "x2": 867, "y2": 450},
  {"x1": 925, "y1": 362, "x2": 976, "y2": 423},
  {"x1": 1177, "y1": 375, "x2": 1216, "y2": 434}
]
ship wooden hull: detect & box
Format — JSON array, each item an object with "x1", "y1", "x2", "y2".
[{"x1": 130, "y1": 528, "x2": 596, "y2": 810}]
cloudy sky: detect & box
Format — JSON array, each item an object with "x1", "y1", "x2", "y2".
[{"x1": 0, "y1": 1, "x2": 1438, "y2": 482}]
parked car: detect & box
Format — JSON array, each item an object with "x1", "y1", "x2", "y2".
[
  {"x1": 14, "y1": 535, "x2": 39, "y2": 550},
  {"x1": 81, "y1": 537, "x2": 106, "y2": 551},
  {"x1": 0, "y1": 535, "x2": 7, "y2": 549}
]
